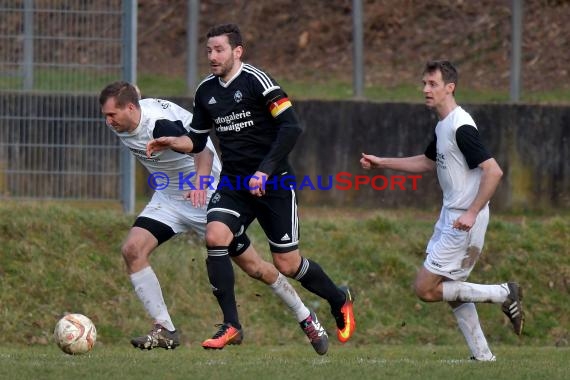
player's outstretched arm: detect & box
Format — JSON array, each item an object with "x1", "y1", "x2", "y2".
[
  {"x1": 146, "y1": 135, "x2": 194, "y2": 157},
  {"x1": 360, "y1": 153, "x2": 382, "y2": 170},
  {"x1": 360, "y1": 153, "x2": 435, "y2": 173}
]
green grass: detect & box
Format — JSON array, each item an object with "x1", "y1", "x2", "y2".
[
  {"x1": 137, "y1": 73, "x2": 570, "y2": 104},
  {"x1": 3, "y1": 69, "x2": 569, "y2": 104},
  {"x1": 1, "y1": 345, "x2": 568, "y2": 380},
  {"x1": 0, "y1": 202, "x2": 568, "y2": 379},
  {"x1": 138, "y1": 73, "x2": 190, "y2": 97}
]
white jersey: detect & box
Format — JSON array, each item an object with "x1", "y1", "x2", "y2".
[
  {"x1": 111, "y1": 98, "x2": 221, "y2": 196},
  {"x1": 434, "y1": 106, "x2": 482, "y2": 210}
]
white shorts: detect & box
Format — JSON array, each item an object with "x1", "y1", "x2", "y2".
[
  {"x1": 424, "y1": 205, "x2": 489, "y2": 281},
  {"x1": 138, "y1": 191, "x2": 209, "y2": 237}
]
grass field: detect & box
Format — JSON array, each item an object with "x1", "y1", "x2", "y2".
[
  {"x1": 10, "y1": 70, "x2": 567, "y2": 105},
  {"x1": 1, "y1": 345, "x2": 568, "y2": 380},
  {"x1": 137, "y1": 73, "x2": 570, "y2": 104},
  {"x1": 0, "y1": 202, "x2": 568, "y2": 379}
]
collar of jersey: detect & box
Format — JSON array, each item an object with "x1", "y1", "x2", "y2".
[{"x1": 218, "y1": 62, "x2": 244, "y2": 88}]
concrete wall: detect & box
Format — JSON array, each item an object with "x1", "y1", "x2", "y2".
[
  {"x1": 290, "y1": 101, "x2": 569, "y2": 211},
  {"x1": 0, "y1": 94, "x2": 570, "y2": 209},
  {"x1": 170, "y1": 98, "x2": 569, "y2": 211}
]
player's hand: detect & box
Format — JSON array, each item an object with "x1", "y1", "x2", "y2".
[
  {"x1": 146, "y1": 136, "x2": 176, "y2": 157},
  {"x1": 360, "y1": 153, "x2": 381, "y2": 170},
  {"x1": 184, "y1": 189, "x2": 208, "y2": 208},
  {"x1": 249, "y1": 171, "x2": 268, "y2": 197},
  {"x1": 453, "y1": 211, "x2": 477, "y2": 231}
]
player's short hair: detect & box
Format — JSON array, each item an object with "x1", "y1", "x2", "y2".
[
  {"x1": 99, "y1": 81, "x2": 140, "y2": 108},
  {"x1": 207, "y1": 23, "x2": 243, "y2": 49},
  {"x1": 424, "y1": 60, "x2": 458, "y2": 86}
]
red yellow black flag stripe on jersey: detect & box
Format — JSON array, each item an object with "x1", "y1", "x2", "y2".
[{"x1": 269, "y1": 98, "x2": 292, "y2": 118}]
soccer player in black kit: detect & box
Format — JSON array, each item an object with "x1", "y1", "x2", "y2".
[{"x1": 147, "y1": 23, "x2": 355, "y2": 350}]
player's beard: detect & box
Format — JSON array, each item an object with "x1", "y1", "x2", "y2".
[{"x1": 212, "y1": 57, "x2": 235, "y2": 81}]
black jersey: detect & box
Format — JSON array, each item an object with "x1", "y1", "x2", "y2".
[{"x1": 187, "y1": 63, "x2": 302, "y2": 183}]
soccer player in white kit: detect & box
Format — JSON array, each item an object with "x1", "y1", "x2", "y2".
[
  {"x1": 360, "y1": 61, "x2": 524, "y2": 361},
  {"x1": 99, "y1": 82, "x2": 329, "y2": 354}
]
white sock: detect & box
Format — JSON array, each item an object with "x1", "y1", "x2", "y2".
[
  {"x1": 453, "y1": 303, "x2": 494, "y2": 360},
  {"x1": 443, "y1": 281, "x2": 509, "y2": 303},
  {"x1": 270, "y1": 273, "x2": 310, "y2": 322},
  {"x1": 130, "y1": 266, "x2": 175, "y2": 331}
]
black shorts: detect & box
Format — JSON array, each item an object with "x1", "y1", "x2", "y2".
[{"x1": 206, "y1": 182, "x2": 299, "y2": 254}]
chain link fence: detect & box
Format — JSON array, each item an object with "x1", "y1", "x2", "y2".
[{"x1": 0, "y1": 0, "x2": 131, "y2": 203}]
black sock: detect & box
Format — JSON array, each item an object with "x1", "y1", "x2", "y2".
[
  {"x1": 294, "y1": 257, "x2": 345, "y2": 312},
  {"x1": 206, "y1": 247, "x2": 241, "y2": 329}
]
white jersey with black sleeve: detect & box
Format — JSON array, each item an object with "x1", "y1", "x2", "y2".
[
  {"x1": 110, "y1": 98, "x2": 221, "y2": 197},
  {"x1": 424, "y1": 106, "x2": 492, "y2": 210}
]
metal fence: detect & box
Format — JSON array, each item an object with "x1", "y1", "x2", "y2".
[{"x1": 0, "y1": 0, "x2": 134, "y2": 209}]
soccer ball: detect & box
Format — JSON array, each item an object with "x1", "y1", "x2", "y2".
[{"x1": 53, "y1": 313, "x2": 97, "y2": 355}]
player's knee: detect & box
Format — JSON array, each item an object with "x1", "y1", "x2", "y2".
[
  {"x1": 204, "y1": 230, "x2": 223, "y2": 247},
  {"x1": 415, "y1": 287, "x2": 431, "y2": 302},
  {"x1": 414, "y1": 282, "x2": 438, "y2": 302},
  {"x1": 121, "y1": 240, "x2": 140, "y2": 264},
  {"x1": 274, "y1": 263, "x2": 294, "y2": 277},
  {"x1": 273, "y1": 255, "x2": 298, "y2": 277},
  {"x1": 204, "y1": 226, "x2": 232, "y2": 247}
]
